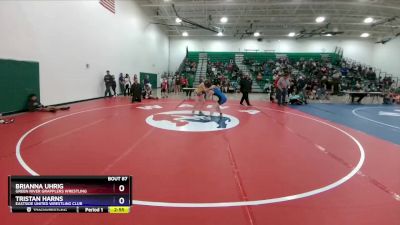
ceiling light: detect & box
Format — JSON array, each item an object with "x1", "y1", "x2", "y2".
[
  {"x1": 364, "y1": 17, "x2": 374, "y2": 23},
  {"x1": 217, "y1": 32, "x2": 223, "y2": 36},
  {"x1": 316, "y1": 16, "x2": 325, "y2": 23},
  {"x1": 254, "y1": 32, "x2": 260, "y2": 37},
  {"x1": 325, "y1": 34, "x2": 333, "y2": 37},
  {"x1": 182, "y1": 31, "x2": 188, "y2": 37},
  {"x1": 288, "y1": 32, "x2": 296, "y2": 37},
  {"x1": 175, "y1": 17, "x2": 182, "y2": 23},
  {"x1": 220, "y1": 17, "x2": 228, "y2": 23},
  {"x1": 360, "y1": 33, "x2": 370, "y2": 38}
]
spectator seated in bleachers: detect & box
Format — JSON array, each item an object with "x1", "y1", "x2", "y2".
[
  {"x1": 256, "y1": 72, "x2": 263, "y2": 81},
  {"x1": 340, "y1": 66, "x2": 349, "y2": 77},
  {"x1": 385, "y1": 85, "x2": 400, "y2": 104},
  {"x1": 382, "y1": 91, "x2": 395, "y2": 104},
  {"x1": 183, "y1": 59, "x2": 197, "y2": 73},
  {"x1": 181, "y1": 53, "x2": 396, "y2": 102},
  {"x1": 205, "y1": 60, "x2": 238, "y2": 90}
]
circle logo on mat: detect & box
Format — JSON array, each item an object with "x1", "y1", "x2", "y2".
[{"x1": 146, "y1": 110, "x2": 240, "y2": 132}]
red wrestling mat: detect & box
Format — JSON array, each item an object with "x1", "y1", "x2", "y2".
[{"x1": 1, "y1": 98, "x2": 399, "y2": 225}]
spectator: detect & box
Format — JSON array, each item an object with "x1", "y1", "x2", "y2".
[
  {"x1": 174, "y1": 75, "x2": 181, "y2": 94},
  {"x1": 276, "y1": 73, "x2": 290, "y2": 106},
  {"x1": 366, "y1": 67, "x2": 376, "y2": 81},
  {"x1": 104, "y1": 70, "x2": 113, "y2": 97},
  {"x1": 168, "y1": 76, "x2": 173, "y2": 93},
  {"x1": 181, "y1": 76, "x2": 188, "y2": 91},
  {"x1": 161, "y1": 78, "x2": 169, "y2": 98},
  {"x1": 332, "y1": 71, "x2": 341, "y2": 95},
  {"x1": 351, "y1": 81, "x2": 365, "y2": 104},
  {"x1": 270, "y1": 75, "x2": 278, "y2": 103},
  {"x1": 297, "y1": 76, "x2": 308, "y2": 104},
  {"x1": 382, "y1": 90, "x2": 395, "y2": 104},
  {"x1": 111, "y1": 75, "x2": 117, "y2": 97},
  {"x1": 118, "y1": 73, "x2": 125, "y2": 95},
  {"x1": 143, "y1": 84, "x2": 158, "y2": 100},
  {"x1": 144, "y1": 75, "x2": 150, "y2": 86},
  {"x1": 131, "y1": 77, "x2": 141, "y2": 103},
  {"x1": 340, "y1": 67, "x2": 349, "y2": 77},
  {"x1": 124, "y1": 74, "x2": 131, "y2": 96},
  {"x1": 256, "y1": 72, "x2": 263, "y2": 81},
  {"x1": 317, "y1": 78, "x2": 329, "y2": 100},
  {"x1": 27, "y1": 94, "x2": 70, "y2": 112}
]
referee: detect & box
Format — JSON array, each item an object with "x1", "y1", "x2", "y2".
[{"x1": 240, "y1": 74, "x2": 252, "y2": 106}]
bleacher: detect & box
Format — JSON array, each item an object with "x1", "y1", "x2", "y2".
[
  {"x1": 187, "y1": 52, "x2": 236, "y2": 63},
  {"x1": 188, "y1": 52, "x2": 237, "y2": 87},
  {"x1": 182, "y1": 51, "x2": 342, "y2": 93},
  {"x1": 242, "y1": 52, "x2": 341, "y2": 92},
  {"x1": 180, "y1": 50, "x2": 399, "y2": 97}
]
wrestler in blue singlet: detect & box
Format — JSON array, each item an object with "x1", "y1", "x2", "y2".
[{"x1": 212, "y1": 87, "x2": 227, "y2": 105}]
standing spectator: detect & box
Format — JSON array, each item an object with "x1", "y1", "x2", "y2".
[
  {"x1": 144, "y1": 75, "x2": 150, "y2": 86},
  {"x1": 270, "y1": 75, "x2": 278, "y2": 103},
  {"x1": 288, "y1": 78, "x2": 295, "y2": 97},
  {"x1": 118, "y1": 73, "x2": 125, "y2": 95},
  {"x1": 161, "y1": 78, "x2": 169, "y2": 98},
  {"x1": 104, "y1": 70, "x2": 113, "y2": 97},
  {"x1": 274, "y1": 73, "x2": 282, "y2": 93},
  {"x1": 124, "y1": 74, "x2": 131, "y2": 96},
  {"x1": 131, "y1": 77, "x2": 142, "y2": 103},
  {"x1": 332, "y1": 71, "x2": 341, "y2": 95},
  {"x1": 276, "y1": 73, "x2": 290, "y2": 106},
  {"x1": 174, "y1": 75, "x2": 181, "y2": 94},
  {"x1": 317, "y1": 77, "x2": 329, "y2": 100},
  {"x1": 366, "y1": 67, "x2": 377, "y2": 82},
  {"x1": 240, "y1": 74, "x2": 252, "y2": 106},
  {"x1": 181, "y1": 76, "x2": 188, "y2": 89},
  {"x1": 181, "y1": 76, "x2": 188, "y2": 96},
  {"x1": 168, "y1": 75, "x2": 173, "y2": 93},
  {"x1": 111, "y1": 75, "x2": 117, "y2": 97}
]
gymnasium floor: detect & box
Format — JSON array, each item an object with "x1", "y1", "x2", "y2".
[{"x1": 1, "y1": 95, "x2": 399, "y2": 225}]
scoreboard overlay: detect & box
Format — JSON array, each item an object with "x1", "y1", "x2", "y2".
[{"x1": 8, "y1": 176, "x2": 132, "y2": 213}]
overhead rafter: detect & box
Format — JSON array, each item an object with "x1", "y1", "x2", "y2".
[
  {"x1": 139, "y1": 1, "x2": 400, "y2": 11},
  {"x1": 139, "y1": 0, "x2": 400, "y2": 39}
]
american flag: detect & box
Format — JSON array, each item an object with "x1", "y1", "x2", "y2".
[{"x1": 99, "y1": 0, "x2": 115, "y2": 14}]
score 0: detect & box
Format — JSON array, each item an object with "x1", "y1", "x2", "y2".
[
  {"x1": 107, "y1": 176, "x2": 131, "y2": 206},
  {"x1": 108, "y1": 176, "x2": 128, "y2": 193}
]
